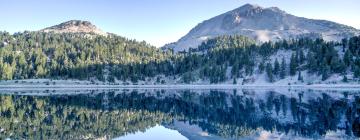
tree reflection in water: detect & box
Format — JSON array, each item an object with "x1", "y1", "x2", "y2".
[{"x1": 0, "y1": 89, "x2": 359, "y2": 139}]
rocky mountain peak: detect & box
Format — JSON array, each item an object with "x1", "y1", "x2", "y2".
[
  {"x1": 232, "y1": 4, "x2": 263, "y2": 16},
  {"x1": 238, "y1": 3, "x2": 262, "y2": 10},
  {"x1": 59, "y1": 20, "x2": 94, "y2": 27},
  {"x1": 163, "y1": 4, "x2": 360, "y2": 52},
  {"x1": 231, "y1": 4, "x2": 286, "y2": 18},
  {"x1": 40, "y1": 20, "x2": 107, "y2": 36}
]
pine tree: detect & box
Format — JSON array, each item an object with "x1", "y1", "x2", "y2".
[
  {"x1": 231, "y1": 61, "x2": 239, "y2": 78},
  {"x1": 307, "y1": 51, "x2": 317, "y2": 72},
  {"x1": 342, "y1": 38, "x2": 348, "y2": 52},
  {"x1": 299, "y1": 50, "x2": 305, "y2": 64},
  {"x1": 274, "y1": 59, "x2": 280, "y2": 76},
  {"x1": 295, "y1": 50, "x2": 300, "y2": 64},
  {"x1": 297, "y1": 71, "x2": 303, "y2": 82},
  {"x1": 343, "y1": 50, "x2": 353, "y2": 66},
  {"x1": 280, "y1": 57, "x2": 286, "y2": 79},
  {"x1": 0, "y1": 62, "x2": 3, "y2": 79},
  {"x1": 266, "y1": 63, "x2": 274, "y2": 82},
  {"x1": 342, "y1": 75, "x2": 348, "y2": 82},
  {"x1": 35, "y1": 65, "x2": 46, "y2": 78},
  {"x1": 1, "y1": 63, "x2": 13, "y2": 80},
  {"x1": 354, "y1": 66, "x2": 360, "y2": 78},
  {"x1": 321, "y1": 66, "x2": 330, "y2": 81},
  {"x1": 290, "y1": 53, "x2": 297, "y2": 76},
  {"x1": 258, "y1": 61, "x2": 265, "y2": 74},
  {"x1": 233, "y1": 78, "x2": 237, "y2": 84}
]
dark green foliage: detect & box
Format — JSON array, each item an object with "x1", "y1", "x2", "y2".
[
  {"x1": 0, "y1": 31, "x2": 172, "y2": 81},
  {"x1": 342, "y1": 38, "x2": 348, "y2": 52},
  {"x1": 0, "y1": 31, "x2": 359, "y2": 83},
  {"x1": 258, "y1": 61, "x2": 265, "y2": 74},
  {"x1": 299, "y1": 50, "x2": 305, "y2": 64},
  {"x1": 322, "y1": 66, "x2": 330, "y2": 81},
  {"x1": 181, "y1": 72, "x2": 195, "y2": 84},
  {"x1": 290, "y1": 53, "x2": 298, "y2": 76},
  {"x1": 273, "y1": 58, "x2": 280, "y2": 76},
  {"x1": 342, "y1": 75, "x2": 348, "y2": 82},
  {"x1": 280, "y1": 57, "x2": 286, "y2": 79},
  {"x1": 344, "y1": 50, "x2": 353, "y2": 66},
  {"x1": 348, "y1": 36, "x2": 360, "y2": 56},
  {"x1": 108, "y1": 75, "x2": 115, "y2": 83},
  {"x1": 306, "y1": 51, "x2": 317, "y2": 73},
  {"x1": 266, "y1": 63, "x2": 274, "y2": 82},
  {"x1": 231, "y1": 60, "x2": 240, "y2": 78},
  {"x1": 298, "y1": 71, "x2": 303, "y2": 82},
  {"x1": 354, "y1": 66, "x2": 360, "y2": 78},
  {"x1": 330, "y1": 57, "x2": 346, "y2": 73}
]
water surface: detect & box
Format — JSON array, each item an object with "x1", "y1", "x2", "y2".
[{"x1": 0, "y1": 88, "x2": 359, "y2": 139}]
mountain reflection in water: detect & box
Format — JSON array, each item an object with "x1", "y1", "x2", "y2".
[{"x1": 0, "y1": 88, "x2": 359, "y2": 139}]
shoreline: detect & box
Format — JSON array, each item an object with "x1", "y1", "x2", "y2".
[{"x1": 1, "y1": 84, "x2": 360, "y2": 89}]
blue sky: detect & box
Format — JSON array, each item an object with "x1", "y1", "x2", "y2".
[{"x1": 1, "y1": 0, "x2": 359, "y2": 47}]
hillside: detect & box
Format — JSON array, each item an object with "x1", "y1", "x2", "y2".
[
  {"x1": 1, "y1": 33, "x2": 360, "y2": 85},
  {"x1": 0, "y1": 29, "x2": 172, "y2": 82},
  {"x1": 0, "y1": 19, "x2": 360, "y2": 86},
  {"x1": 164, "y1": 4, "x2": 360, "y2": 52}
]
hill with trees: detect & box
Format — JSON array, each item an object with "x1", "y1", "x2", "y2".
[{"x1": 0, "y1": 21, "x2": 360, "y2": 85}]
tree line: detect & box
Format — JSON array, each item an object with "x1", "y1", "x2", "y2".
[{"x1": 0, "y1": 31, "x2": 359, "y2": 83}]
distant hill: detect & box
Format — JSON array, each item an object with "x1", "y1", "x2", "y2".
[
  {"x1": 163, "y1": 4, "x2": 360, "y2": 52},
  {"x1": 40, "y1": 20, "x2": 108, "y2": 36}
]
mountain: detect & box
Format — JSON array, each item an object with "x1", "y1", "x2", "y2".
[
  {"x1": 40, "y1": 20, "x2": 108, "y2": 36},
  {"x1": 164, "y1": 4, "x2": 360, "y2": 52}
]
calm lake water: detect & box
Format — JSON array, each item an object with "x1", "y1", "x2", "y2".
[{"x1": 0, "y1": 88, "x2": 359, "y2": 140}]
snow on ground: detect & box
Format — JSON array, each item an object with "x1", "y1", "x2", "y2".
[
  {"x1": 167, "y1": 120, "x2": 355, "y2": 140},
  {"x1": 0, "y1": 76, "x2": 359, "y2": 89},
  {"x1": 243, "y1": 129, "x2": 353, "y2": 140}
]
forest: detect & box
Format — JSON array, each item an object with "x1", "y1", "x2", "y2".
[{"x1": 0, "y1": 31, "x2": 360, "y2": 84}]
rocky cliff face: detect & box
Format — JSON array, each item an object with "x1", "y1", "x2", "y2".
[
  {"x1": 164, "y1": 4, "x2": 360, "y2": 52},
  {"x1": 40, "y1": 20, "x2": 108, "y2": 36}
]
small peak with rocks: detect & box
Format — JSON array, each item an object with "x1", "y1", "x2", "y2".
[{"x1": 40, "y1": 20, "x2": 107, "y2": 36}]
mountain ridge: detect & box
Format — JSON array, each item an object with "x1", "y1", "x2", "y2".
[{"x1": 163, "y1": 3, "x2": 360, "y2": 52}]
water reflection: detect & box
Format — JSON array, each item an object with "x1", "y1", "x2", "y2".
[{"x1": 0, "y1": 89, "x2": 359, "y2": 139}]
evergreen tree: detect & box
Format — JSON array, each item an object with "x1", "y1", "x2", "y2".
[
  {"x1": 297, "y1": 71, "x2": 303, "y2": 82},
  {"x1": 299, "y1": 50, "x2": 305, "y2": 64},
  {"x1": 266, "y1": 63, "x2": 274, "y2": 82},
  {"x1": 343, "y1": 50, "x2": 353, "y2": 66},
  {"x1": 342, "y1": 38, "x2": 348, "y2": 52},
  {"x1": 290, "y1": 53, "x2": 297, "y2": 76},
  {"x1": 233, "y1": 78, "x2": 237, "y2": 84},
  {"x1": 342, "y1": 75, "x2": 348, "y2": 82},
  {"x1": 321, "y1": 66, "x2": 330, "y2": 81},
  {"x1": 274, "y1": 59, "x2": 280, "y2": 76},
  {"x1": 280, "y1": 57, "x2": 286, "y2": 79},
  {"x1": 1, "y1": 63, "x2": 13, "y2": 80},
  {"x1": 258, "y1": 61, "x2": 265, "y2": 74},
  {"x1": 354, "y1": 66, "x2": 360, "y2": 78},
  {"x1": 231, "y1": 61, "x2": 239, "y2": 78},
  {"x1": 306, "y1": 51, "x2": 317, "y2": 72}
]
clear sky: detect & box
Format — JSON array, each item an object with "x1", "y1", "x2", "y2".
[{"x1": 1, "y1": 0, "x2": 359, "y2": 47}]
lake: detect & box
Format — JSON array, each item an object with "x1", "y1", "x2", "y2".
[{"x1": 0, "y1": 88, "x2": 359, "y2": 139}]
